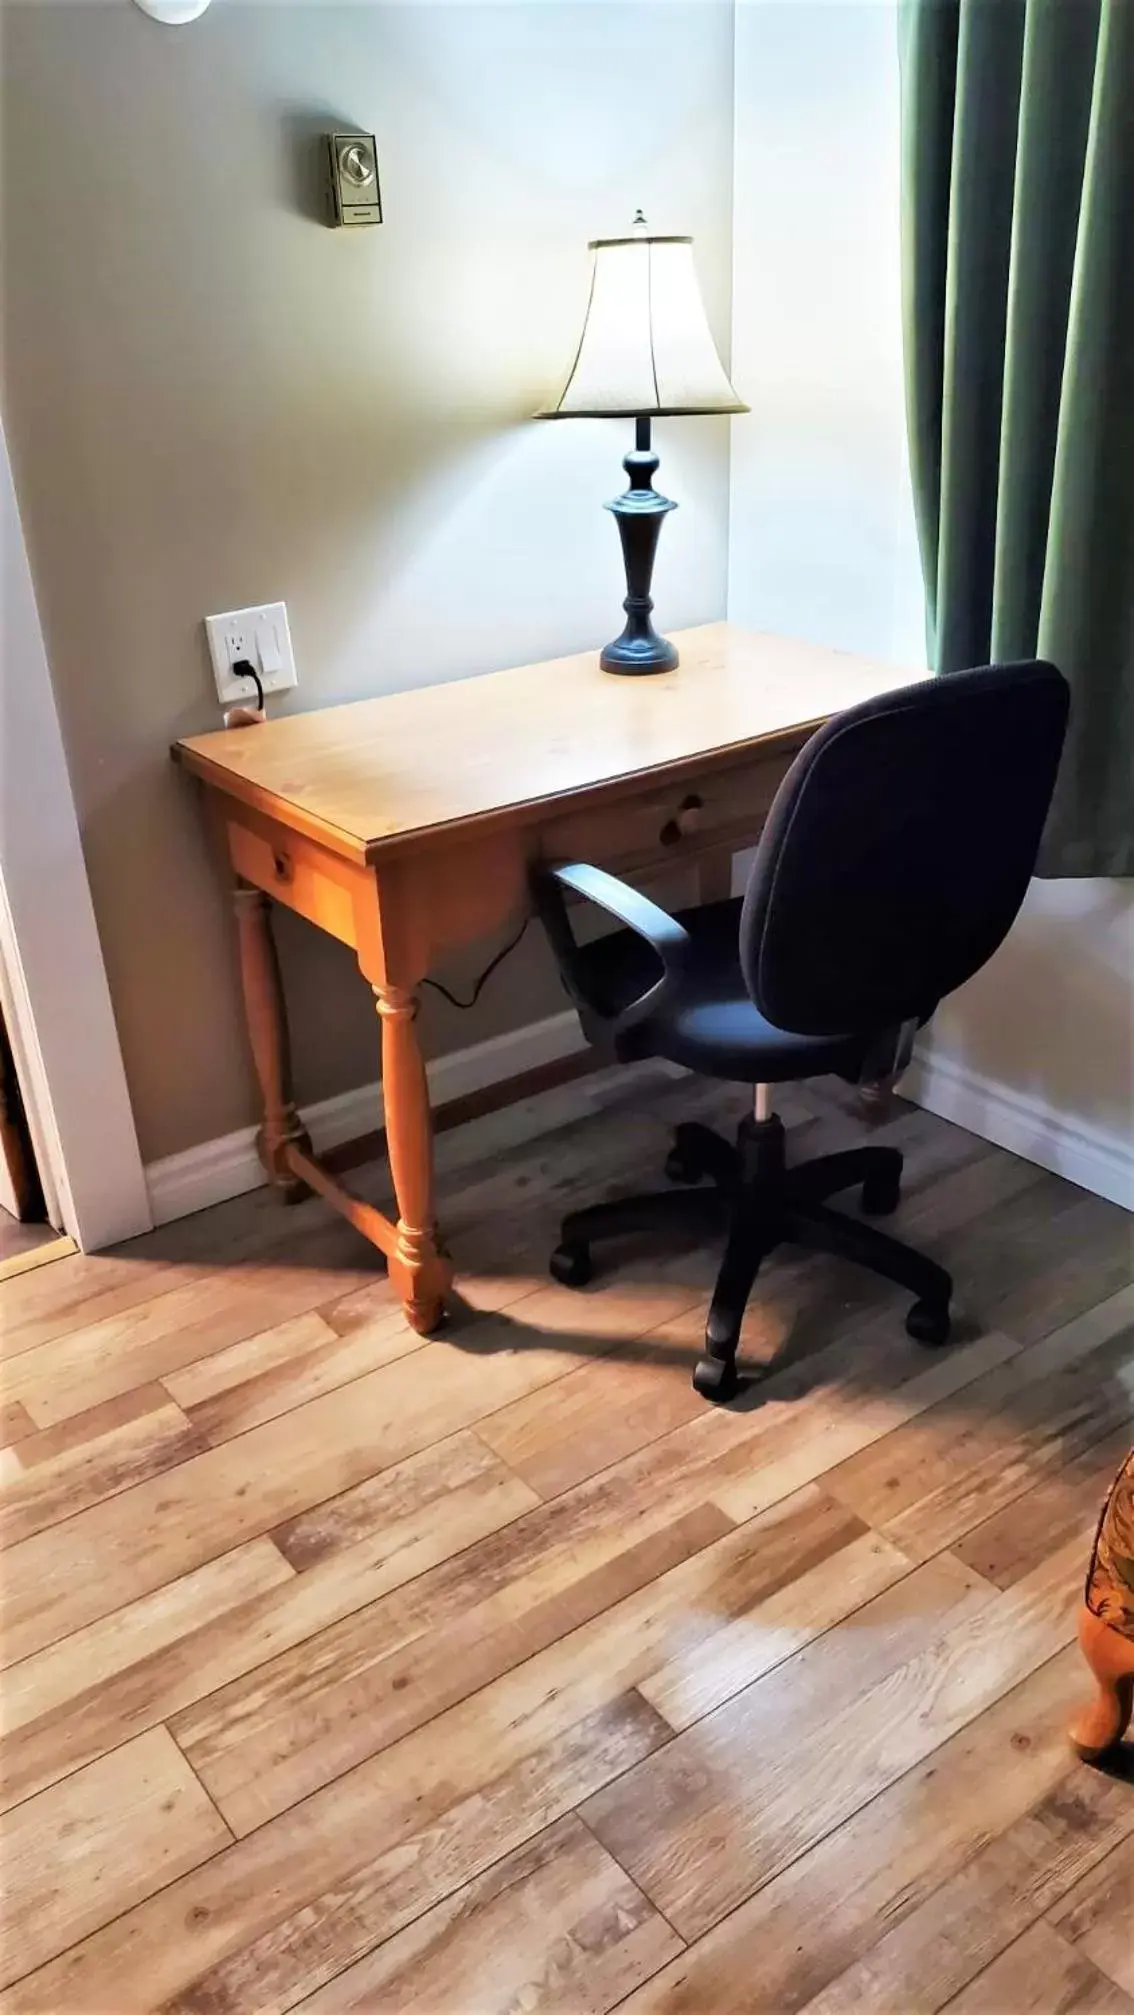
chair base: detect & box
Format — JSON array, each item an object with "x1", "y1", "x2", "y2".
[{"x1": 550, "y1": 1110, "x2": 954, "y2": 1403}]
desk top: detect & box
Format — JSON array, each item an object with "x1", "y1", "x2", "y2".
[{"x1": 175, "y1": 622, "x2": 921, "y2": 864}]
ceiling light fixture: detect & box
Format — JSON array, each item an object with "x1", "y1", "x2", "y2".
[{"x1": 131, "y1": 0, "x2": 212, "y2": 24}]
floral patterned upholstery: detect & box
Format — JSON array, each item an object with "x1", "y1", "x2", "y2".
[{"x1": 1085, "y1": 1449, "x2": 1134, "y2": 1640}]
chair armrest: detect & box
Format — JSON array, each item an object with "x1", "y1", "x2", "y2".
[{"x1": 531, "y1": 861, "x2": 693, "y2": 1036}]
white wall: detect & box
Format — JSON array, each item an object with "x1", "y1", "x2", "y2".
[
  {"x1": 727, "y1": 0, "x2": 1132, "y2": 1210},
  {"x1": 910, "y1": 882, "x2": 1133, "y2": 1209},
  {"x1": 728, "y1": 0, "x2": 924, "y2": 668}
]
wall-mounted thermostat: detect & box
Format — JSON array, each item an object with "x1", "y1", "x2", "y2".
[{"x1": 328, "y1": 134, "x2": 382, "y2": 227}]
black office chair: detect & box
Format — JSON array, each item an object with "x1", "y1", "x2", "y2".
[{"x1": 533, "y1": 659, "x2": 1069, "y2": 1402}]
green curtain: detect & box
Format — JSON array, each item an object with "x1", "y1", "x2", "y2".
[{"x1": 899, "y1": 0, "x2": 1134, "y2": 877}]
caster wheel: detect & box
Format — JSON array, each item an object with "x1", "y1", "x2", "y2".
[
  {"x1": 905, "y1": 1298, "x2": 951, "y2": 1346},
  {"x1": 549, "y1": 1242, "x2": 594, "y2": 1289},
  {"x1": 862, "y1": 1172, "x2": 901, "y2": 1216},
  {"x1": 692, "y1": 1354, "x2": 741, "y2": 1403}
]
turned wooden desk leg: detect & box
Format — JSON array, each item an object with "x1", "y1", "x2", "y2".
[
  {"x1": 232, "y1": 884, "x2": 311, "y2": 1202},
  {"x1": 374, "y1": 984, "x2": 452, "y2": 1334},
  {"x1": 1069, "y1": 1603, "x2": 1134, "y2": 1761}
]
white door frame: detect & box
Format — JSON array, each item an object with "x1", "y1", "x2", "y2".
[{"x1": 0, "y1": 420, "x2": 152, "y2": 1251}]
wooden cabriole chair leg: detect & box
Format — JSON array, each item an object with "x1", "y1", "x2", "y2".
[
  {"x1": 1069, "y1": 1602, "x2": 1134, "y2": 1762},
  {"x1": 1069, "y1": 1447, "x2": 1134, "y2": 1762}
]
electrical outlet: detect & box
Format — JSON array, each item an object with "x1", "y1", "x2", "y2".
[{"x1": 205, "y1": 602, "x2": 298, "y2": 707}]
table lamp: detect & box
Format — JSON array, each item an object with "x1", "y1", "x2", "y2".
[{"x1": 539, "y1": 214, "x2": 747, "y2": 674}]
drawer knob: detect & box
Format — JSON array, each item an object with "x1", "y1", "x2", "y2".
[
  {"x1": 660, "y1": 793, "x2": 704, "y2": 846},
  {"x1": 272, "y1": 850, "x2": 293, "y2": 883}
]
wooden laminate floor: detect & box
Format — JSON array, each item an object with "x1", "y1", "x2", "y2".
[
  {"x1": 0, "y1": 1212, "x2": 60, "y2": 1270},
  {"x1": 0, "y1": 1065, "x2": 1131, "y2": 2014}
]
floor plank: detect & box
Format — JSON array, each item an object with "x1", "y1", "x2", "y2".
[
  {"x1": 267, "y1": 1426, "x2": 536, "y2": 1572},
  {"x1": 0, "y1": 1382, "x2": 205, "y2": 1549},
  {"x1": 823, "y1": 1286, "x2": 1134, "y2": 1562},
  {"x1": 939, "y1": 1170, "x2": 1134, "y2": 1350},
  {"x1": 0, "y1": 1249, "x2": 203, "y2": 1362},
  {"x1": 979, "y1": 1187, "x2": 1134, "y2": 1348},
  {"x1": 162, "y1": 1305, "x2": 425, "y2": 1443},
  {"x1": 476, "y1": 1341, "x2": 709, "y2": 1499},
  {"x1": 634, "y1": 1523, "x2": 915, "y2": 1732},
  {"x1": 707, "y1": 1327, "x2": 1021, "y2": 1526},
  {"x1": 163, "y1": 1352, "x2": 1030, "y2": 1837},
  {"x1": 953, "y1": 1418, "x2": 1134, "y2": 1589},
  {"x1": 172, "y1": 1338, "x2": 1017, "y2": 1837},
  {"x1": 0, "y1": 1313, "x2": 640, "y2": 1666},
  {"x1": 0, "y1": 1076, "x2": 1129, "y2": 2015},
  {"x1": 1047, "y1": 1836, "x2": 1134, "y2": 1998},
  {"x1": 0, "y1": 1726, "x2": 231, "y2": 1989},
  {"x1": 582, "y1": 1537, "x2": 1084, "y2": 1940},
  {"x1": 941, "y1": 1920, "x2": 1134, "y2": 2015},
  {"x1": 4, "y1": 1233, "x2": 388, "y2": 1428},
  {"x1": 0, "y1": 1439, "x2": 531, "y2": 1812},
  {"x1": 0, "y1": 1402, "x2": 35, "y2": 1451},
  {"x1": 293, "y1": 1814, "x2": 683, "y2": 2015},
  {"x1": 171, "y1": 1501, "x2": 733, "y2": 1835},
  {"x1": 0, "y1": 1212, "x2": 60, "y2": 1270},
  {"x1": 0, "y1": 1178, "x2": 391, "y2": 1363},
  {"x1": 615, "y1": 1648, "x2": 1100, "y2": 2015},
  {"x1": 7, "y1": 1690, "x2": 673, "y2": 2013},
  {"x1": 797, "y1": 1759, "x2": 1134, "y2": 2015}
]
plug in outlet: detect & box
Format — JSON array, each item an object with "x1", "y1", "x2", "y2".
[{"x1": 205, "y1": 603, "x2": 298, "y2": 707}]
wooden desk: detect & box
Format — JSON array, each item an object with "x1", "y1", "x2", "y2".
[{"x1": 174, "y1": 621, "x2": 914, "y2": 1333}]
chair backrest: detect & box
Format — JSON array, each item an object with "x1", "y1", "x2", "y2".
[{"x1": 739, "y1": 660, "x2": 1069, "y2": 1037}]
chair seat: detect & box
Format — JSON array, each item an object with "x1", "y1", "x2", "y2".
[{"x1": 573, "y1": 898, "x2": 870, "y2": 1083}]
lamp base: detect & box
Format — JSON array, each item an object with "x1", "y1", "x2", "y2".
[
  {"x1": 600, "y1": 629, "x2": 679, "y2": 676},
  {"x1": 601, "y1": 418, "x2": 679, "y2": 677}
]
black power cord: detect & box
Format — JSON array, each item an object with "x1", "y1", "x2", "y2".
[
  {"x1": 422, "y1": 914, "x2": 532, "y2": 1010},
  {"x1": 232, "y1": 658, "x2": 265, "y2": 711}
]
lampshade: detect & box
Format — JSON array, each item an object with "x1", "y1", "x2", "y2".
[{"x1": 540, "y1": 228, "x2": 747, "y2": 420}]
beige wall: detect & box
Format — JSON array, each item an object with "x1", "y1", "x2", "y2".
[{"x1": 1, "y1": 0, "x2": 734, "y2": 1163}]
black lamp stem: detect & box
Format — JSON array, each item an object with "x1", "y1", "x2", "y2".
[{"x1": 600, "y1": 415, "x2": 679, "y2": 675}]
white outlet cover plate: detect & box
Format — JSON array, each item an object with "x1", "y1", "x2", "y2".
[{"x1": 205, "y1": 602, "x2": 298, "y2": 707}]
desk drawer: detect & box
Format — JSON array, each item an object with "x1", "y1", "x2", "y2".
[
  {"x1": 539, "y1": 742, "x2": 800, "y2": 872},
  {"x1": 225, "y1": 812, "x2": 361, "y2": 949}
]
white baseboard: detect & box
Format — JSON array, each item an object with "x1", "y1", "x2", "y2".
[
  {"x1": 146, "y1": 1009, "x2": 586, "y2": 1227},
  {"x1": 900, "y1": 1046, "x2": 1133, "y2": 1213},
  {"x1": 148, "y1": 1012, "x2": 1133, "y2": 1227}
]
